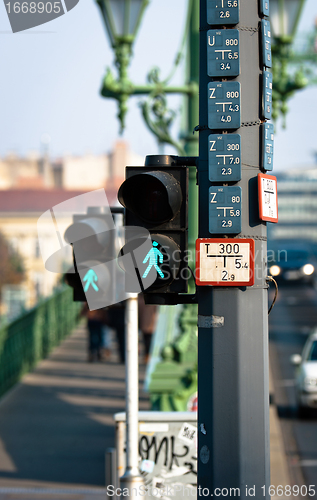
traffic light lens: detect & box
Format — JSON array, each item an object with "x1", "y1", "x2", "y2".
[
  {"x1": 118, "y1": 159, "x2": 189, "y2": 297},
  {"x1": 136, "y1": 177, "x2": 171, "y2": 223},
  {"x1": 145, "y1": 236, "x2": 181, "y2": 289},
  {"x1": 118, "y1": 172, "x2": 182, "y2": 225}
]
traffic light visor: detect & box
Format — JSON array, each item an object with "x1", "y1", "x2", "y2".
[
  {"x1": 118, "y1": 171, "x2": 182, "y2": 225},
  {"x1": 64, "y1": 217, "x2": 112, "y2": 247}
]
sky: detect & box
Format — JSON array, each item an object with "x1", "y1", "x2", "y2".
[{"x1": 1, "y1": 0, "x2": 317, "y2": 171}]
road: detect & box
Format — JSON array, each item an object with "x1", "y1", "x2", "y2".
[{"x1": 269, "y1": 282, "x2": 317, "y2": 492}]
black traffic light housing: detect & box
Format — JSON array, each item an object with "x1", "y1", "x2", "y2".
[
  {"x1": 118, "y1": 155, "x2": 190, "y2": 303},
  {"x1": 63, "y1": 207, "x2": 116, "y2": 307}
]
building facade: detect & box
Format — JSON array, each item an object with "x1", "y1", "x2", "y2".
[
  {"x1": 0, "y1": 140, "x2": 144, "y2": 317},
  {"x1": 0, "y1": 140, "x2": 143, "y2": 192},
  {"x1": 268, "y1": 165, "x2": 317, "y2": 250},
  {"x1": 0, "y1": 188, "x2": 118, "y2": 317}
]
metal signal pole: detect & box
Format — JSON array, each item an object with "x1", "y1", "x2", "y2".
[
  {"x1": 120, "y1": 293, "x2": 144, "y2": 497},
  {"x1": 197, "y1": 0, "x2": 271, "y2": 497}
]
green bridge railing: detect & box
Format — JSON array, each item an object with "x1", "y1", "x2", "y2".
[{"x1": 0, "y1": 287, "x2": 81, "y2": 398}]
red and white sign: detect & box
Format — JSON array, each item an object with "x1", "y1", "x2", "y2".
[
  {"x1": 195, "y1": 238, "x2": 255, "y2": 286},
  {"x1": 258, "y1": 173, "x2": 278, "y2": 223},
  {"x1": 187, "y1": 392, "x2": 198, "y2": 412}
]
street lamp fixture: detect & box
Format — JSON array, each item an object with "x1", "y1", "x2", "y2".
[
  {"x1": 270, "y1": 0, "x2": 306, "y2": 41},
  {"x1": 95, "y1": 0, "x2": 197, "y2": 149},
  {"x1": 96, "y1": 0, "x2": 149, "y2": 131},
  {"x1": 270, "y1": 0, "x2": 307, "y2": 122},
  {"x1": 95, "y1": 0, "x2": 200, "y2": 417},
  {"x1": 97, "y1": 0, "x2": 149, "y2": 47}
]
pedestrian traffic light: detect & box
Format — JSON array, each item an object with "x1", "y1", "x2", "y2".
[
  {"x1": 118, "y1": 155, "x2": 189, "y2": 302},
  {"x1": 63, "y1": 207, "x2": 117, "y2": 309}
]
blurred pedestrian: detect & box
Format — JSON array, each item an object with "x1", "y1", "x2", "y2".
[
  {"x1": 138, "y1": 294, "x2": 158, "y2": 364},
  {"x1": 107, "y1": 301, "x2": 126, "y2": 363},
  {"x1": 101, "y1": 324, "x2": 112, "y2": 360},
  {"x1": 85, "y1": 307, "x2": 106, "y2": 362}
]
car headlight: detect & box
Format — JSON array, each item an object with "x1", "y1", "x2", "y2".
[
  {"x1": 302, "y1": 264, "x2": 314, "y2": 276},
  {"x1": 269, "y1": 265, "x2": 281, "y2": 276},
  {"x1": 304, "y1": 377, "x2": 317, "y2": 387}
]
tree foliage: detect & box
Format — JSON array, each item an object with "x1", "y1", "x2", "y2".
[{"x1": 0, "y1": 232, "x2": 25, "y2": 288}]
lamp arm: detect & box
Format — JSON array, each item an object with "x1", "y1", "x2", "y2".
[
  {"x1": 98, "y1": 0, "x2": 197, "y2": 141},
  {"x1": 100, "y1": 65, "x2": 197, "y2": 135},
  {"x1": 140, "y1": 92, "x2": 186, "y2": 156},
  {"x1": 101, "y1": 70, "x2": 197, "y2": 97},
  {"x1": 272, "y1": 68, "x2": 307, "y2": 124},
  {"x1": 271, "y1": 21, "x2": 317, "y2": 124}
]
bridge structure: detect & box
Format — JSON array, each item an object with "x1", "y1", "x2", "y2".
[{"x1": 0, "y1": 288, "x2": 290, "y2": 499}]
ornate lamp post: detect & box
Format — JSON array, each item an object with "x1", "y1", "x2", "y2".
[
  {"x1": 97, "y1": 0, "x2": 148, "y2": 46},
  {"x1": 96, "y1": 0, "x2": 198, "y2": 153},
  {"x1": 270, "y1": 0, "x2": 308, "y2": 122},
  {"x1": 96, "y1": 0, "x2": 149, "y2": 132},
  {"x1": 270, "y1": 0, "x2": 306, "y2": 41},
  {"x1": 96, "y1": 0, "x2": 199, "y2": 409}
]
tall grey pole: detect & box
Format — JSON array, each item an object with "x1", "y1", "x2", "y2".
[
  {"x1": 197, "y1": 0, "x2": 270, "y2": 498},
  {"x1": 120, "y1": 293, "x2": 144, "y2": 496}
]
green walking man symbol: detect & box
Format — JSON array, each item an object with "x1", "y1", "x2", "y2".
[
  {"x1": 142, "y1": 241, "x2": 164, "y2": 279},
  {"x1": 83, "y1": 269, "x2": 99, "y2": 292}
]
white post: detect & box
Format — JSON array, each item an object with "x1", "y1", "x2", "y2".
[{"x1": 120, "y1": 293, "x2": 144, "y2": 497}]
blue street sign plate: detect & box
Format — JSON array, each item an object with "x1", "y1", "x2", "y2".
[
  {"x1": 207, "y1": 30, "x2": 240, "y2": 77},
  {"x1": 209, "y1": 134, "x2": 241, "y2": 182},
  {"x1": 207, "y1": 0, "x2": 239, "y2": 25},
  {"x1": 259, "y1": 0, "x2": 269, "y2": 17},
  {"x1": 261, "y1": 20, "x2": 272, "y2": 68},
  {"x1": 208, "y1": 82, "x2": 241, "y2": 130},
  {"x1": 209, "y1": 186, "x2": 242, "y2": 234},
  {"x1": 261, "y1": 123, "x2": 274, "y2": 171},
  {"x1": 262, "y1": 70, "x2": 272, "y2": 120}
]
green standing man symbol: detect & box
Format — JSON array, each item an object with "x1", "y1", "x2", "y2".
[
  {"x1": 83, "y1": 269, "x2": 99, "y2": 292},
  {"x1": 142, "y1": 241, "x2": 164, "y2": 279}
]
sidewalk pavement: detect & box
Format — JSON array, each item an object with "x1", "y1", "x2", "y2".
[
  {"x1": 0, "y1": 321, "x2": 290, "y2": 499},
  {"x1": 269, "y1": 367, "x2": 291, "y2": 498},
  {"x1": 0, "y1": 321, "x2": 150, "y2": 499}
]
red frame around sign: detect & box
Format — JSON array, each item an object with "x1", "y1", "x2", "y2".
[
  {"x1": 258, "y1": 173, "x2": 278, "y2": 223},
  {"x1": 195, "y1": 238, "x2": 255, "y2": 287}
]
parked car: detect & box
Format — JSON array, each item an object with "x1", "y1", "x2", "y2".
[{"x1": 290, "y1": 330, "x2": 317, "y2": 417}]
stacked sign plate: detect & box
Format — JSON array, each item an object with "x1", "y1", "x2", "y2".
[
  {"x1": 196, "y1": 0, "x2": 277, "y2": 286},
  {"x1": 259, "y1": 2, "x2": 278, "y2": 227},
  {"x1": 206, "y1": 0, "x2": 242, "y2": 236}
]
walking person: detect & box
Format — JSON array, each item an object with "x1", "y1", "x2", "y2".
[
  {"x1": 107, "y1": 301, "x2": 126, "y2": 363},
  {"x1": 138, "y1": 294, "x2": 158, "y2": 364},
  {"x1": 86, "y1": 307, "x2": 105, "y2": 362}
]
